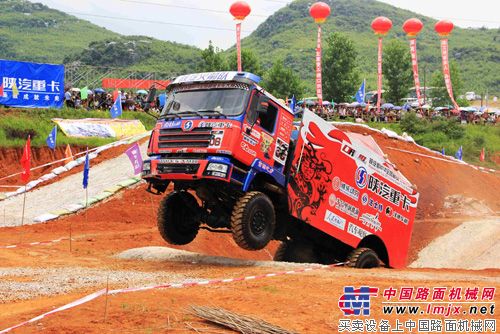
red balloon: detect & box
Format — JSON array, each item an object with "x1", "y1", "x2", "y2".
[
  {"x1": 230, "y1": 1, "x2": 251, "y2": 20},
  {"x1": 403, "y1": 18, "x2": 423, "y2": 37},
  {"x1": 435, "y1": 20, "x2": 454, "y2": 36},
  {"x1": 309, "y1": 2, "x2": 331, "y2": 24},
  {"x1": 371, "y1": 16, "x2": 393, "y2": 35}
]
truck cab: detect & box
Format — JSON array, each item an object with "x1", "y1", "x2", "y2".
[{"x1": 143, "y1": 71, "x2": 294, "y2": 250}]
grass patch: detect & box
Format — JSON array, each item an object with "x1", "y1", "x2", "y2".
[
  {"x1": 0, "y1": 107, "x2": 156, "y2": 148},
  {"x1": 365, "y1": 113, "x2": 499, "y2": 168}
]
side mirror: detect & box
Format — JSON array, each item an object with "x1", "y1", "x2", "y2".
[{"x1": 146, "y1": 87, "x2": 157, "y2": 104}]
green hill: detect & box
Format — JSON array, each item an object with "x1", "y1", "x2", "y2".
[
  {"x1": 0, "y1": 0, "x2": 202, "y2": 78},
  {"x1": 0, "y1": 0, "x2": 120, "y2": 63},
  {"x1": 239, "y1": 0, "x2": 500, "y2": 96}
]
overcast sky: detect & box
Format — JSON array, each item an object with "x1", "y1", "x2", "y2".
[{"x1": 31, "y1": 0, "x2": 500, "y2": 49}]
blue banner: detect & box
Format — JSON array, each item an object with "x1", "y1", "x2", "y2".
[{"x1": 0, "y1": 59, "x2": 64, "y2": 109}]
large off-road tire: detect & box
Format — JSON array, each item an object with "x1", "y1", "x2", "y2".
[
  {"x1": 273, "y1": 240, "x2": 318, "y2": 263},
  {"x1": 231, "y1": 191, "x2": 275, "y2": 250},
  {"x1": 347, "y1": 247, "x2": 380, "y2": 269},
  {"x1": 157, "y1": 191, "x2": 200, "y2": 245}
]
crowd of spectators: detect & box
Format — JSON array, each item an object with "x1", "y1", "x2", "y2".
[
  {"x1": 63, "y1": 88, "x2": 162, "y2": 112},
  {"x1": 293, "y1": 102, "x2": 500, "y2": 125}
]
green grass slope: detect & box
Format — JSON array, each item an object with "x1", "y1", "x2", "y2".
[
  {"x1": 239, "y1": 0, "x2": 500, "y2": 96},
  {"x1": 0, "y1": 0, "x2": 119, "y2": 63}
]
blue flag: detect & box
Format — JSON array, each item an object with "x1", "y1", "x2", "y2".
[
  {"x1": 290, "y1": 95, "x2": 296, "y2": 113},
  {"x1": 355, "y1": 80, "x2": 366, "y2": 103},
  {"x1": 110, "y1": 94, "x2": 122, "y2": 118},
  {"x1": 441, "y1": 148, "x2": 445, "y2": 156},
  {"x1": 83, "y1": 151, "x2": 90, "y2": 189},
  {"x1": 46, "y1": 125, "x2": 57, "y2": 150},
  {"x1": 455, "y1": 146, "x2": 463, "y2": 160}
]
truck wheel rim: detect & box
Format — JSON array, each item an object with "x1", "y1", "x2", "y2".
[{"x1": 251, "y1": 211, "x2": 267, "y2": 236}]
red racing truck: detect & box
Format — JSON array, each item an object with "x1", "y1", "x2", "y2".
[{"x1": 142, "y1": 71, "x2": 419, "y2": 268}]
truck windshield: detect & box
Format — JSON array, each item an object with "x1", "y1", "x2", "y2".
[{"x1": 161, "y1": 88, "x2": 250, "y2": 118}]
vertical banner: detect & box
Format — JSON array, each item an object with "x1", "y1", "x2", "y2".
[
  {"x1": 125, "y1": 142, "x2": 143, "y2": 175},
  {"x1": 409, "y1": 39, "x2": 422, "y2": 104},
  {"x1": 376, "y1": 37, "x2": 383, "y2": 114},
  {"x1": 0, "y1": 59, "x2": 64, "y2": 108},
  {"x1": 236, "y1": 22, "x2": 242, "y2": 72},
  {"x1": 440, "y1": 39, "x2": 460, "y2": 111},
  {"x1": 315, "y1": 25, "x2": 323, "y2": 105}
]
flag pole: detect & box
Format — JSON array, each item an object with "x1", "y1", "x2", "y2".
[{"x1": 19, "y1": 186, "x2": 27, "y2": 243}]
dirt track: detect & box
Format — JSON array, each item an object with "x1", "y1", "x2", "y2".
[{"x1": 0, "y1": 127, "x2": 499, "y2": 333}]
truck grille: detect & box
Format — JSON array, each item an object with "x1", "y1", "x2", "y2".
[
  {"x1": 158, "y1": 128, "x2": 212, "y2": 148},
  {"x1": 157, "y1": 163, "x2": 200, "y2": 174}
]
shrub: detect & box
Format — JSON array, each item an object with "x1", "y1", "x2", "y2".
[{"x1": 400, "y1": 112, "x2": 428, "y2": 135}]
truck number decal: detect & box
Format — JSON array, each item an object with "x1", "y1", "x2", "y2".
[
  {"x1": 209, "y1": 130, "x2": 224, "y2": 148},
  {"x1": 273, "y1": 137, "x2": 289, "y2": 165}
]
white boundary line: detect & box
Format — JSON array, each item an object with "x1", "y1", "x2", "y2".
[{"x1": 0, "y1": 262, "x2": 345, "y2": 333}]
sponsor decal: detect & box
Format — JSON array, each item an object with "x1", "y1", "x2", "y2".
[
  {"x1": 159, "y1": 159, "x2": 199, "y2": 164},
  {"x1": 273, "y1": 137, "x2": 289, "y2": 165},
  {"x1": 335, "y1": 197, "x2": 360, "y2": 219},
  {"x1": 173, "y1": 71, "x2": 233, "y2": 84},
  {"x1": 392, "y1": 211, "x2": 409, "y2": 225},
  {"x1": 367, "y1": 197, "x2": 384, "y2": 213},
  {"x1": 333, "y1": 176, "x2": 360, "y2": 201},
  {"x1": 329, "y1": 193, "x2": 337, "y2": 207},
  {"x1": 240, "y1": 142, "x2": 256, "y2": 156},
  {"x1": 368, "y1": 157, "x2": 413, "y2": 193},
  {"x1": 357, "y1": 153, "x2": 367, "y2": 163},
  {"x1": 209, "y1": 130, "x2": 224, "y2": 148},
  {"x1": 360, "y1": 213, "x2": 383, "y2": 232},
  {"x1": 361, "y1": 193, "x2": 369, "y2": 206},
  {"x1": 175, "y1": 148, "x2": 188, "y2": 153},
  {"x1": 355, "y1": 167, "x2": 368, "y2": 189},
  {"x1": 216, "y1": 149, "x2": 232, "y2": 155},
  {"x1": 342, "y1": 144, "x2": 356, "y2": 157},
  {"x1": 199, "y1": 121, "x2": 233, "y2": 128},
  {"x1": 367, "y1": 174, "x2": 412, "y2": 211},
  {"x1": 347, "y1": 222, "x2": 371, "y2": 239},
  {"x1": 193, "y1": 149, "x2": 208, "y2": 153},
  {"x1": 242, "y1": 134, "x2": 258, "y2": 146},
  {"x1": 385, "y1": 206, "x2": 392, "y2": 217},
  {"x1": 324, "y1": 209, "x2": 346, "y2": 230},
  {"x1": 333, "y1": 176, "x2": 341, "y2": 191},
  {"x1": 182, "y1": 120, "x2": 194, "y2": 131},
  {"x1": 162, "y1": 120, "x2": 182, "y2": 129},
  {"x1": 256, "y1": 160, "x2": 274, "y2": 174},
  {"x1": 260, "y1": 132, "x2": 274, "y2": 158},
  {"x1": 338, "y1": 286, "x2": 379, "y2": 316},
  {"x1": 243, "y1": 124, "x2": 261, "y2": 139}
]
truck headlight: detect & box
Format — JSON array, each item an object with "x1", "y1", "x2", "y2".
[
  {"x1": 142, "y1": 161, "x2": 151, "y2": 173},
  {"x1": 206, "y1": 163, "x2": 228, "y2": 173}
]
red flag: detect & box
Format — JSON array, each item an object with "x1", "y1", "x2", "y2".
[
  {"x1": 64, "y1": 144, "x2": 74, "y2": 164},
  {"x1": 480, "y1": 147, "x2": 485, "y2": 162},
  {"x1": 20, "y1": 136, "x2": 31, "y2": 183}
]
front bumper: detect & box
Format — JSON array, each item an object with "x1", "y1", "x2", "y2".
[{"x1": 142, "y1": 156, "x2": 233, "y2": 182}]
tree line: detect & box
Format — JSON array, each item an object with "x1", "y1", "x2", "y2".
[{"x1": 200, "y1": 34, "x2": 466, "y2": 106}]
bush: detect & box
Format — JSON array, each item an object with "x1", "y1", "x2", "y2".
[
  {"x1": 431, "y1": 119, "x2": 465, "y2": 140},
  {"x1": 400, "y1": 112, "x2": 428, "y2": 135}
]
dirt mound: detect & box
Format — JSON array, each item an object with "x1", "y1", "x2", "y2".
[
  {"x1": 410, "y1": 218, "x2": 500, "y2": 270},
  {"x1": 443, "y1": 195, "x2": 495, "y2": 216}
]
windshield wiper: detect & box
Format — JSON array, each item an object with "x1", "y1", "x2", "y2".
[
  {"x1": 197, "y1": 109, "x2": 227, "y2": 118},
  {"x1": 176, "y1": 110, "x2": 204, "y2": 118}
]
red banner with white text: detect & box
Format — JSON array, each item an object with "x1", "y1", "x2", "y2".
[
  {"x1": 236, "y1": 22, "x2": 242, "y2": 72},
  {"x1": 102, "y1": 78, "x2": 170, "y2": 90},
  {"x1": 409, "y1": 38, "x2": 422, "y2": 105},
  {"x1": 376, "y1": 37, "x2": 383, "y2": 113},
  {"x1": 315, "y1": 25, "x2": 323, "y2": 105},
  {"x1": 440, "y1": 39, "x2": 460, "y2": 111}
]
